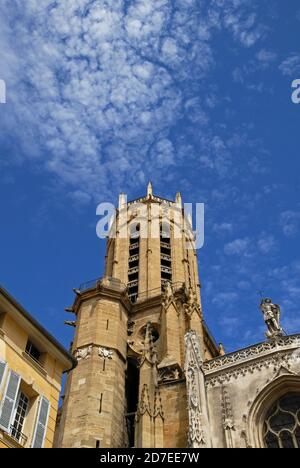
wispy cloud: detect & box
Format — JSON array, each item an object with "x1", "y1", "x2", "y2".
[
  {"x1": 279, "y1": 54, "x2": 300, "y2": 76},
  {"x1": 224, "y1": 237, "x2": 250, "y2": 255},
  {"x1": 0, "y1": 0, "x2": 267, "y2": 200},
  {"x1": 256, "y1": 48, "x2": 277, "y2": 64},
  {"x1": 257, "y1": 232, "x2": 277, "y2": 254},
  {"x1": 280, "y1": 210, "x2": 300, "y2": 237}
]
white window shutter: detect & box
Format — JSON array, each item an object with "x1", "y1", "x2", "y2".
[
  {"x1": 32, "y1": 396, "x2": 50, "y2": 448},
  {"x1": 0, "y1": 370, "x2": 21, "y2": 431},
  {"x1": 0, "y1": 359, "x2": 7, "y2": 389}
]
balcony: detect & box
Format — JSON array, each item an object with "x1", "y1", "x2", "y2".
[
  {"x1": 22, "y1": 351, "x2": 47, "y2": 378},
  {"x1": 78, "y1": 277, "x2": 126, "y2": 293}
]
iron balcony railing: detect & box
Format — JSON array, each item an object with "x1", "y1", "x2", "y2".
[
  {"x1": 77, "y1": 277, "x2": 185, "y2": 305},
  {"x1": 78, "y1": 277, "x2": 126, "y2": 293}
]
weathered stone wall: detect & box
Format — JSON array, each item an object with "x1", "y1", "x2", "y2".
[{"x1": 160, "y1": 381, "x2": 188, "y2": 448}]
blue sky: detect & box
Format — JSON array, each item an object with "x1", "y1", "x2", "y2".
[{"x1": 0, "y1": 0, "x2": 300, "y2": 352}]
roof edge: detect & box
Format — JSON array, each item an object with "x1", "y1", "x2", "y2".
[{"x1": 0, "y1": 285, "x2": 77, "y2": 372}]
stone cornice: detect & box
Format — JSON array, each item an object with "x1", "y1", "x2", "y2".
[{"x1": 72, "y1": 285, "x2": 132, "y2": 314}]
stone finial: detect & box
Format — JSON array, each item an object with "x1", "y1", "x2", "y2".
[
  {"x1": 119, "y1": 193, "x2": 127, "y2": 210},
  {"x1": 147, "y1": 181, "x2": 153, "y2": 197},
  {"x1": 175, "y1": 192, "x2": 182, "y2": 207}
]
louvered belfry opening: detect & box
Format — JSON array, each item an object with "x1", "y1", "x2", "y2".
[
  {"x1": 160, "y1": 223, "x2": 172, "y2": 290},
  {"x1": 128, "y1": 224, "x2": 140, "y2": 303}
]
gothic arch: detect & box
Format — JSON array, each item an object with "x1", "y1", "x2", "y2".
[{"x1": 247, "y1": 374, "x2": 300, "y2": 448}]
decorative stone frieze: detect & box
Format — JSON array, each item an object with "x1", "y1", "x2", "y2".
[
  {"x1": 203, "y1": 335, "x2": 300, "y2": 374},
  {"x1": 185, "y1": 330, "x2": 211, "y2": 448},
  {"x1": 206, "y1": 352, "x2": 293, "y2": 388}
]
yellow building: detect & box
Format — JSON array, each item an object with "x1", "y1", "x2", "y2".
[{"x1": 0, "y1": 286, "x2": 76, "y2": 448}]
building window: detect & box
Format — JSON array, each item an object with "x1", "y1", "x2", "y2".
[
  {"x1": 264, "y1": 393, "x2": 300, "y2": 448},
  {"x1": 25, "y1": 340, "x2": 41, "y2": 363},
  {"x1": 11, "y1": 392, "x2": 29, "y2": 445}
]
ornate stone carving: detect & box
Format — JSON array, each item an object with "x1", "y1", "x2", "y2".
[
  {"x1": 127, "y1": 321, "x2": 135, "y2": 336},
  {"x1": 158, "y1": 364, "x2": 182, "y2": 383},
  {"x1": 74, "y1": 345, "x2": 92, "y2": 360},
  {"x1": 186, "y1": 367, "x2": 206, "y2": 447},
  {"x1": 153, "y1": 388, "x2": 164, "y2": 419},
  {"x1": 136, "y1": 384, "x2": 151, "y2": 420},
  {"x1": 99, "y1": 347, "x2": 113, "y2": 359},
  {"x1": 162, "y1": 282, "x2": 174, "y2": 310},
  {"x1": 99, "y1": 276, "x2": 111, "y2": 288},
  {"x1": 183, "y1": 288, "x2": 202, "y2": 322},
  {"x1": 203, "y1": 335, "x2": 300, "y2": 374},
  {"x1": 206, "y1": 352, "x2": 293, "y2": 388},
  {"x1": 260, "y1": 298, "x2": 284, "y2": 339},
  {"x1": 221, "y1": 386, "x2": 235, "y2": 448},
  {"x1": 185, "y1": 330, "x2": 211, "y2": 448}
]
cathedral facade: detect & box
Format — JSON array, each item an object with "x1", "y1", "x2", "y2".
[{"x1": 55, "y1": 185, "x2": 300, "y2": 449}]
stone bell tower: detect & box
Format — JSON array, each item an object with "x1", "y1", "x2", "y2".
[{"x1": 55, "y1": 184, "x2": 220, "y2": 448}]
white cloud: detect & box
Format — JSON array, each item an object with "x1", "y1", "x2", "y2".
[
  {"x1": 280, "y1": 210, "x2": 300, "y2": 237},
  {"x1": 213, "y1": 293, "x2": 239, "y2": 308},
  {"x1": 279, "y1": 55, "x2": 300, "y2": 76},
  {"x1": 0, "y1": 0, "x2": 268, "y2": 199},
  {"x1": 218, "y1": 314, "x2": 240, "y2": 336},
  {"x1": 212, "y1": 222, "x2": 233, "y2": 234},
  {"x1": 256, "y1": 49, "x2": 277, "y2": 64},
  {"x1": 224, "y1": 238, "x2": 250, "y2": 255},
  {"x1": 257, "y1": 233, "x2": 276, "y2": 254}
]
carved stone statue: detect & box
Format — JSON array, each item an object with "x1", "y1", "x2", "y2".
[
  {"x1": 74, "y1": 345, "x2": 92, "y2": 360},
  {"x1": 260, "y1": 298, "x2": 284, "y2": 339},
  {"x1": 162, "y1": 282, "x2": 173, "y2": 309},
  {"x1": 99, "y1": 347, "x2": 113, "y2": 359}
]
